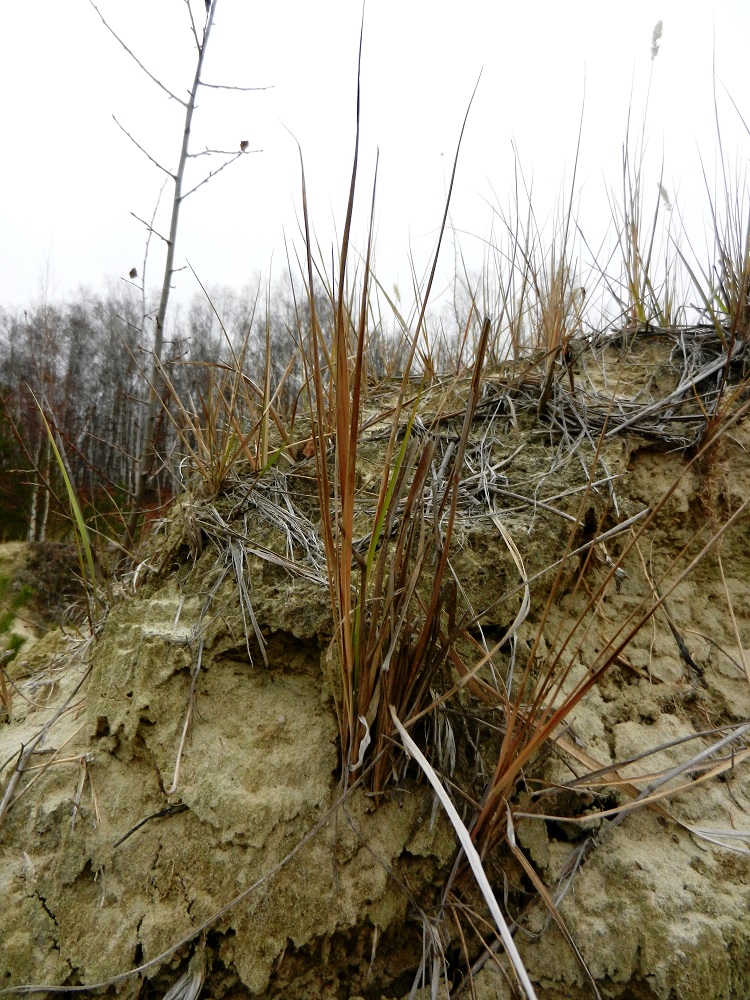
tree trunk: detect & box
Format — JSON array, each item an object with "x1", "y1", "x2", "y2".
[{"x1": 123, "y1": 4, "x2": 217, "y2": 550}]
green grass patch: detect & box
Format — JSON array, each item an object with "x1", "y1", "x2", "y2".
[
  {"x1": 0, "y1": 573, "x2": 32, "y2": 662},
  {"x1": 4, "y1": 632, "x2": 26, "y2": 658},
  {"x1": 0, "y1": 575, "x2": 33, "y2": 636}
]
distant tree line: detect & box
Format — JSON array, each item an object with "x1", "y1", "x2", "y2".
[
  {"x1": 0, "y1": 276, "x2": 418, "y2": 544},
  {"x1": 0, "y1": 282, "x2": 304, "y2": 543}
]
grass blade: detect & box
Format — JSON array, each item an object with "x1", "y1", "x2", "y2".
[{"x1": 390, "y1": 706, "x2": 538, "y2": 1000}]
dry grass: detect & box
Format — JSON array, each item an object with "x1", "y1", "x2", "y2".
[{"x1": 125, "y1": 74, "x2": 750, "y2": 993}]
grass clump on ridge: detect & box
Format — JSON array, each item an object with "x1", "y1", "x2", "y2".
[{"x1": 115, "y1": 39, "x2": 750, "y2": 996}]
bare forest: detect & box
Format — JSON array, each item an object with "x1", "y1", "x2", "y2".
[{"x1": 0, "y1": 281, "x2": 341, "y2": 543}]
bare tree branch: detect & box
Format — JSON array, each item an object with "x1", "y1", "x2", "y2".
[
  {"x1": 181, "y1": 151, "x2": 249, "y2": 199},
  {"x1": 87, "y1": 1, "x2": 188, "y2": 108},
  {"x1": 200, "y1": 82, "x2": 274, "y2": 92},
  {"x1": 141, "y1": 179, "x2": 170, "y2": 276},
  {"x1": 184, "y1": 0, "x2": 201, "y2": 49},
  {"x1": 188, "y1": 146, "x2": 261, "y2": 158},
  {"x1": 113, "y1": 116, "x2": 174, "y2": 178},
  {"x1": 129, "y1": 211, "x2": 170, "y2": 245}
]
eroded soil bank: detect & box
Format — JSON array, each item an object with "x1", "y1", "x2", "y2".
[{"x1": 1, "y1": 330, "x2": 750, "y2": 999}]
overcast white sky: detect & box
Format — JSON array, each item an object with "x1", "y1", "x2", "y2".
[{"x1": 2, "y1": 1, "x2": 749, "y2": 319}]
